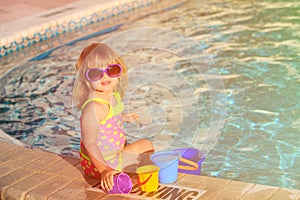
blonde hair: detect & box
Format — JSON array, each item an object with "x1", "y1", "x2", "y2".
[{"x1": 73, "y1": 43, "x2": 128, "y2": 109}]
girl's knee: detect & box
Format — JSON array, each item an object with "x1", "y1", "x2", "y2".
[
  {"x1": 124, "y1": 139, "x2": 154, "y2": 153},
  {"x1": 140, "y1": 139, "x2": 154, "y2": 151}
]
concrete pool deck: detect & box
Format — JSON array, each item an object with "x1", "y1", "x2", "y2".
[
  {"x1": 1, "y1": 140, "x2": 300, "y2": 200},
  {"x1": 0, "y1": 0, "x2": 177, "y2": 58},
  {"x1": 1, "y1": 0, "x2": 300, "y2": 199},
  {"x1": 0, "y1": 0, "x2": 110, "y2": 39}
]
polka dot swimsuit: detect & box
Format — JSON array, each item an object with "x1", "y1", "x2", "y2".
[{"x1": 79, "y1": 92, "x2": 125, "y2": 178}]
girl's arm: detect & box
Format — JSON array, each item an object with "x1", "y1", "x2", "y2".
[
  {"x1": 81, "y1": 101, "x2": 108, "y2": 170},
  {"x1": 81, "y1": 101, "x2": 119, "y2": 191}
]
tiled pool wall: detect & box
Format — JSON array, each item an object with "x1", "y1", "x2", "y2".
[{"x1": 0, "y1": 0, "x2": 161, "y2": 58}]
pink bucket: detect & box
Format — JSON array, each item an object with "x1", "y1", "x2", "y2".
[{"x1": 107, "y1": 173, "x2": 132, "y2": 194}]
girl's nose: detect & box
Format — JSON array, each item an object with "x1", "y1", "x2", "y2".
[{"x1": 101, "y1": 71, "x2": 109, "y2": 78}]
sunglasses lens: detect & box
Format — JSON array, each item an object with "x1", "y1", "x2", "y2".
[
  {"x1": 106, "y1": 64, "x2": 122, "y2": 77},
  {"x1": 87, "y1": 68, "x2": 103, "y2": 81}
]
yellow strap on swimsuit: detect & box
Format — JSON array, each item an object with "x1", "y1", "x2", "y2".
[{"x1": 81, "y1": 92, "x2": 124, "y2": 124}]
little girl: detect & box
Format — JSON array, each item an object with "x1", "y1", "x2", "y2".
[{"x1": 73, "y1": 43, "x2": 154, "y2": 191}]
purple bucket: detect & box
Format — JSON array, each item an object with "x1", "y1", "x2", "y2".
[
  {"x1": 174, "y1": 148, "x2": 205, "y2": 175},
  {"x1": 107, "y1": 173, "x2": 132, "y2": 194}
]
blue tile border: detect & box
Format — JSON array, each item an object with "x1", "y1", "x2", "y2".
[{"x1": 0, "y1": 0, "x2": 160, "y2": 58}]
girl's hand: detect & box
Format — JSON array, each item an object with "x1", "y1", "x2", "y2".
[
  {"x1": 122, "y1": 112, "x2": 140, "y2": 124},
  {"x1": 100, "y1": 167, "x2": 119, "y2": 191}
]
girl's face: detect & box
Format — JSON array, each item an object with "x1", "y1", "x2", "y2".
[{"x1": 85, "y1": 63, "x2": 122, "y2": 94}]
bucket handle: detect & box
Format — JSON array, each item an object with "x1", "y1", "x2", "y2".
[
  {"x1": 137, "y1": 174, "x2": 152, "y2": 186},
  {"x1": 178, "y1": 158, "x2": 198, "y2": 171}
]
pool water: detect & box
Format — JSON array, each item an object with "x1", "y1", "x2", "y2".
[{"x1": 1, "y1": 0, "x2": 300, "y2": 189}]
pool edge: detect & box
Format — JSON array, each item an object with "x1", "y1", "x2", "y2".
[
  {"x1": 0, "y1": 140, "x2": 299, "y2": 200},
  {"x1": 0, "y1": 0, "x2": 161, "y2": 58}
]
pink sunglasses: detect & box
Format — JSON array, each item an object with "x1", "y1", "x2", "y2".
[{"x1": 85, "y1": 64, "x2": 122, "y2": 82}]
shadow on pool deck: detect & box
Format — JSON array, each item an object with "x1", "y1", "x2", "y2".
[{"x1": 1, "y1": 140, "x2": 300, "y2": 200}]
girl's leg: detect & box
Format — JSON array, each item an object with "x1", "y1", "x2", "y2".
[
  {"x1": 124, "y1": 139, "x2": 154, "y2": 154},
  {"x1": 122, "y1": 139, "x2": 154, "y2": 173}
]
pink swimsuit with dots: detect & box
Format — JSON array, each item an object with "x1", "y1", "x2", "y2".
[{"x1": 79, "y1": 92, "x2": 125, "y2": 178}]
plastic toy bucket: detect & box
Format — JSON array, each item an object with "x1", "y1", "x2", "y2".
[
  {"x1": 150, "y1": 150, "x2": 181, "y2": 184},
  {"x1": 107, "y1": 173, "x2": 132, "y2": 194},
  {"x1": 136, "y1": 165, "x2": 160, "y2": 192},
  {"x1": 174, "y1": 148, "x2": 205, "y2": 175}
]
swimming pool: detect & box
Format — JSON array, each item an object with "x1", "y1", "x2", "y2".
[{"x1": 1, "y1": 0, "x2": 299, "y2": 190}]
